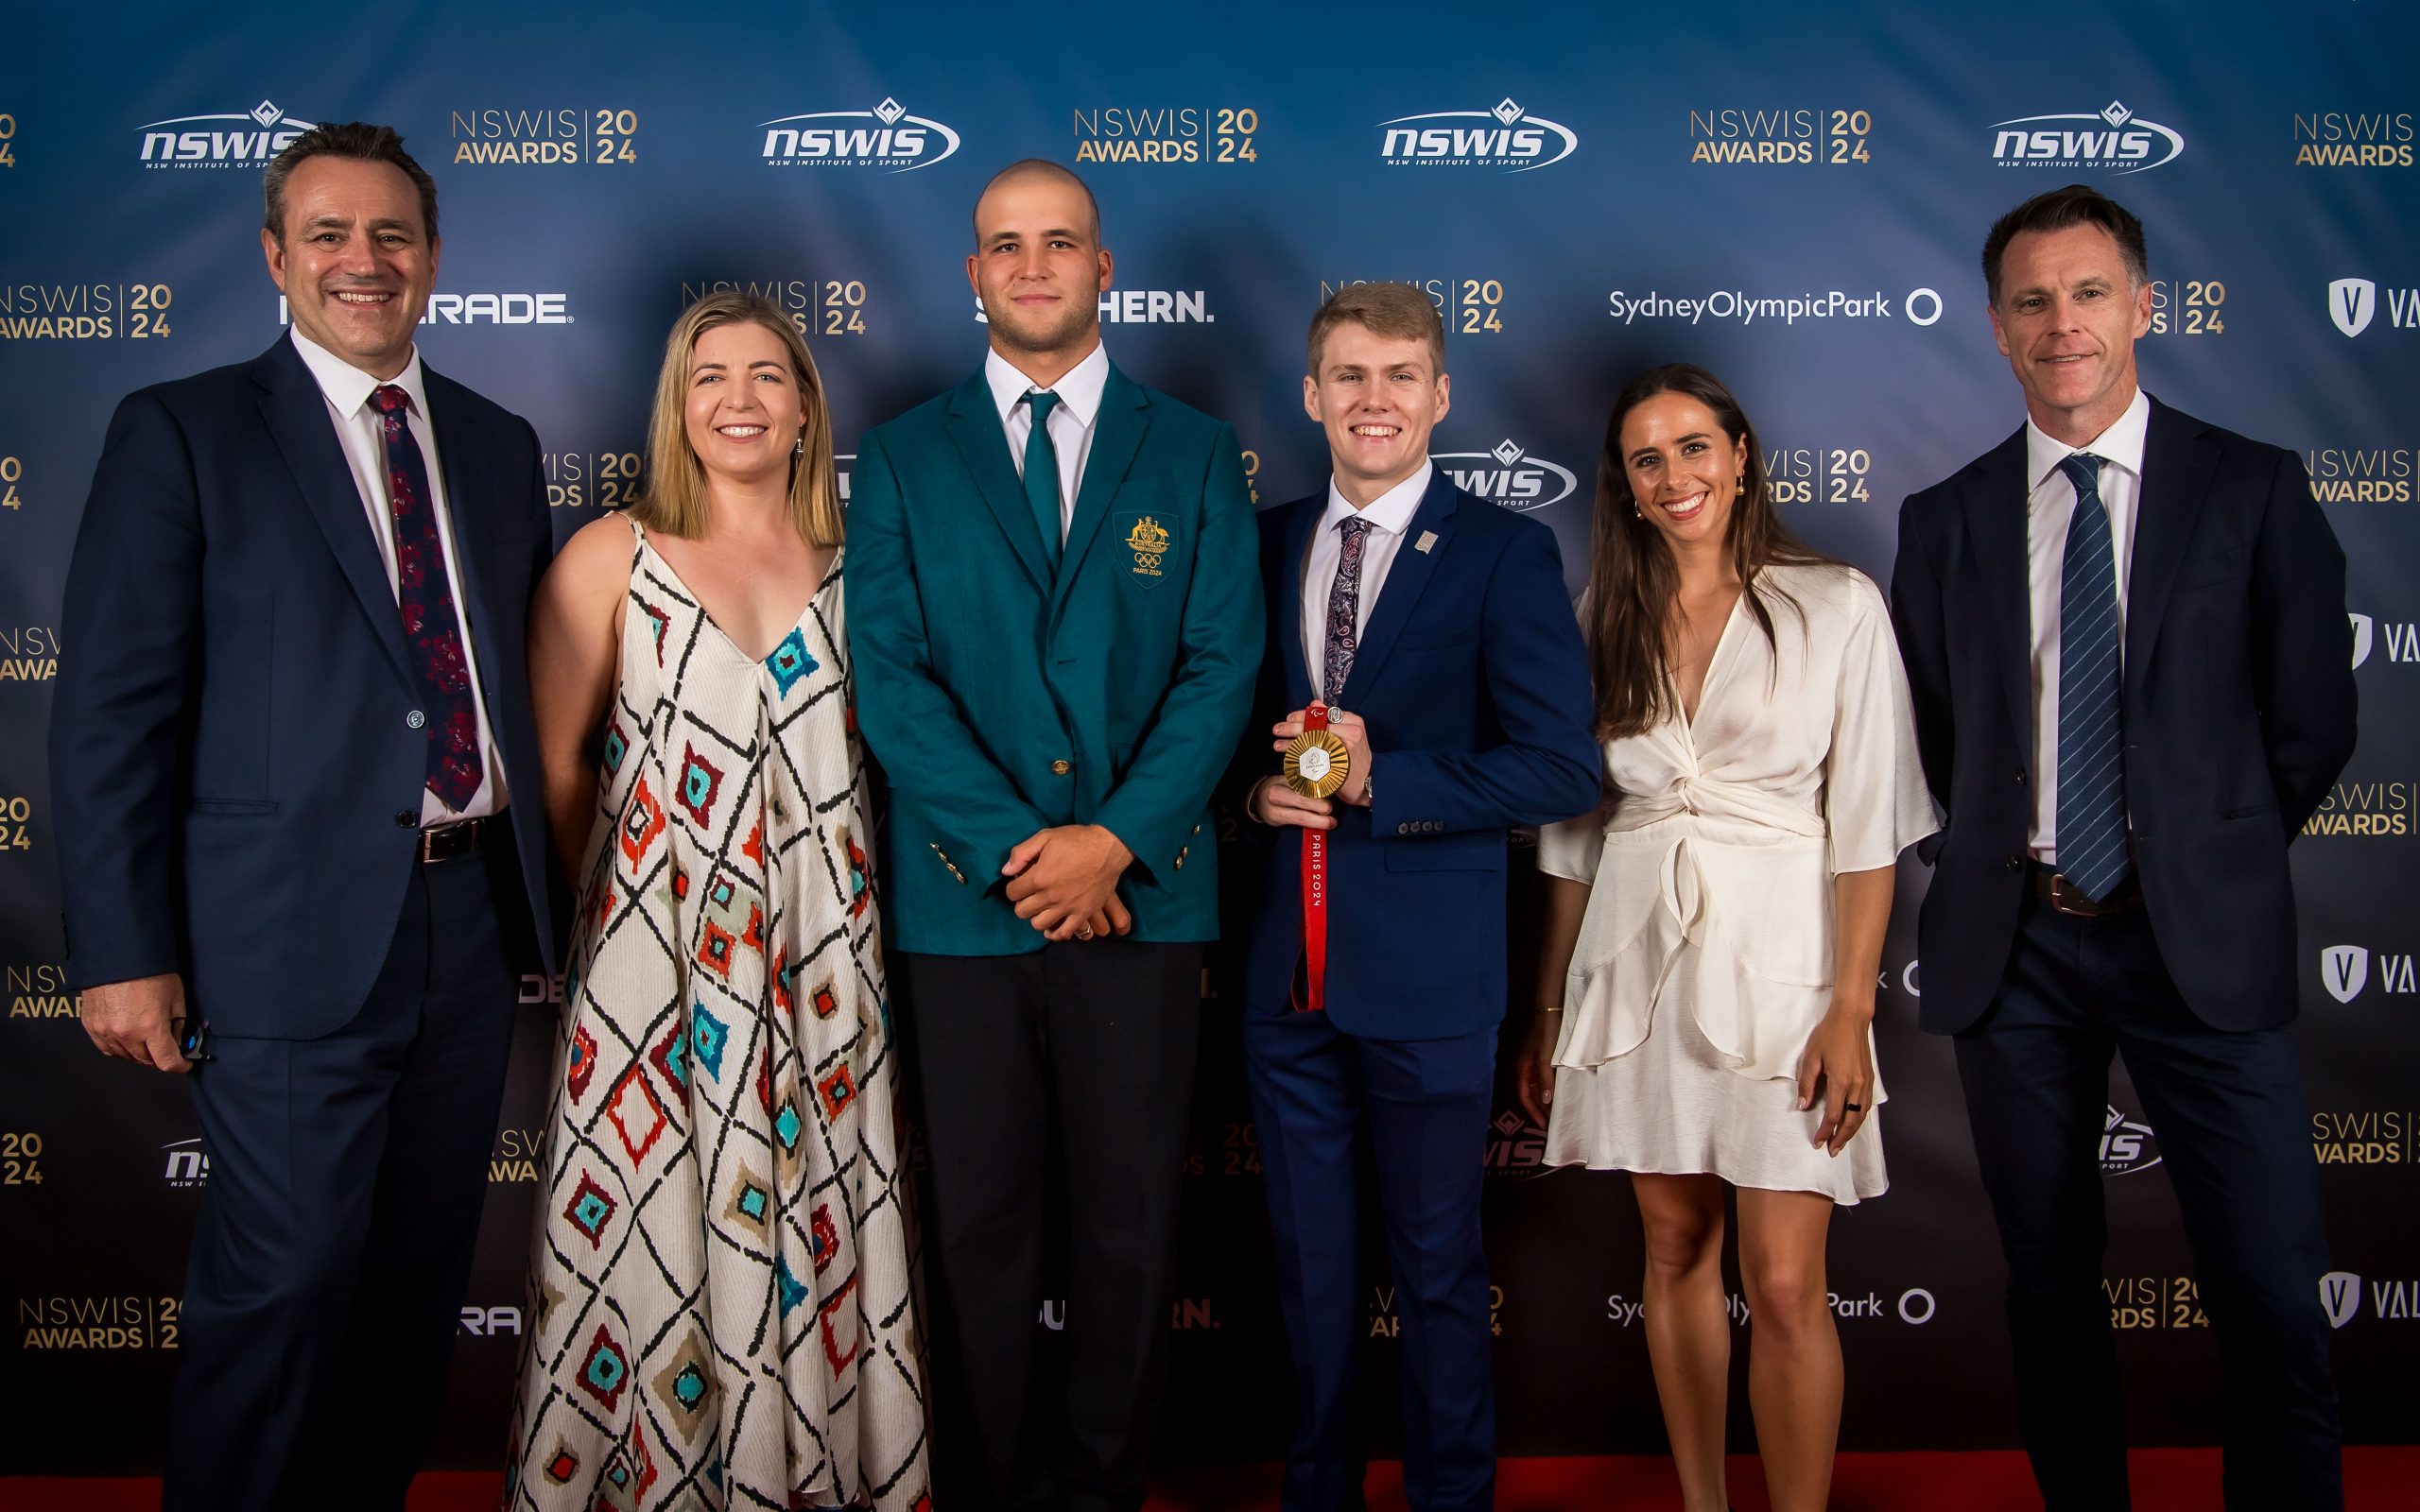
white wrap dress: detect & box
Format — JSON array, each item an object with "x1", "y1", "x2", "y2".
[{"x1": 1536, "y1": 564, "x2": 1938, "y2": 1203}]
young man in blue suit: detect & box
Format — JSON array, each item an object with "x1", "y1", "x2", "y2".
[
  {"x1": 51, "y1": 124, "x2": 555, "y2": 1509},
  {"x1": 1238, "y1": 283, "x2": 1599, "y2": 1512},
  {"x1": 846, "y1": 160, "x2": 1262, "y2": 1512},
  {"x1": 1892, "y1": 184, "x2": 2354, "y2": 1510}
]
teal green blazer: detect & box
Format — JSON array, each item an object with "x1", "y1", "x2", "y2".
[{"x1": 847, "y1": 364, "x2": 1263, "y2": 954}]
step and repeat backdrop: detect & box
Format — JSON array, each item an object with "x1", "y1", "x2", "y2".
[{"x1": 2, "y1": 0, "x2": 2414, "y2": 1474}]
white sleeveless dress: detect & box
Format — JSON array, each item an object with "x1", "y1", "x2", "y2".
[{"x1": 509, "y1": 523, "x2": 927, "y2": 1509}]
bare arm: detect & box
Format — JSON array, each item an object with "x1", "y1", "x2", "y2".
[
  {"x1": 1798, "y1": 864, "x2": 1893, "y2": 1155},
  {"x1": 1514, "y1": 873, "x2": 1594, "y2": 1126},
  {"x1": 527, "y1": 517, "x2": 632, "y2": 892}
]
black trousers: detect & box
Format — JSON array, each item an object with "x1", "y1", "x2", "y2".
[
  {"x1": 895, "y1": 940, "x2": 1202, "y2": 1512},
  {"x1": 164, "y1": 832, "x2": 523, "y2": 1512},
  {"x1": 1955, "y1": 882, "x2": 2342, "y2": 1512}
]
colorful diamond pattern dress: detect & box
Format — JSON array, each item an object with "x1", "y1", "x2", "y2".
[{"x1": 510, "y1": 523, "x2": 928, "y2": 1510}]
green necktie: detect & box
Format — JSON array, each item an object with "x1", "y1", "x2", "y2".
[{"x1": 1023, "y1": 390, "x2": 1063, "y2": 574}]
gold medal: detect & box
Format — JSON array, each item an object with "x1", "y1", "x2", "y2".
[{"x1": 1284, "y1": 729, "x2": 1351, "y2": 800}]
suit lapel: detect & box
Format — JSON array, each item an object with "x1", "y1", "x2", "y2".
[
  {"x1": 423, "y1": 369, "x2": 515, "y2": 719},
  {"x1": 1962, "y1": 427, "x2": 2035, "y2": 755},
  {"x1": 942, "y1": 369, "x2": 1052, "y2": 593},
  {"x1": 251, "y1": 340, "x2": 413, "y2": 685},
  {"x1": 2123, "y1": 400, "x2": 2213, "y2": 697},
  {"x1": 1279, "y1": 499, "x2": 1320, "y2": 708},
  {"x1": 1336, "y1": 472, "x2": 1460, "y2": 709},
  {"x1": 1053, "y1": 367, "x2": 1150, "y2": 613}
]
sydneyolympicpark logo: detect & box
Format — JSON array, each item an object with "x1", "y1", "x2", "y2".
[
  {"x1": 760, "y1": 98, "x2": 960, "y2": 171},
  {"x1": 1608, "y1": 286, "x2": 1945, "y2": 329},
  {"x1": 1379, "y1": 97, "x2": 1578, "y2": 172},
  {"x1": 138, "y1": 99, "x2": 317, "y2": 167},
  {"x1": 1435, "y1": 440, "x2": 1578, "y2": 513},
  {"x1": 1991, "y1": 100, "x2": 2185, "y2": 173}
]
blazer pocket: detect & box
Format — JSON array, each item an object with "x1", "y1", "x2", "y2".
[
  {"x1": 187, "y1": 798, "x2": 281, "y2": 815},
  {"x1": 2172, "y1": 544, "x2": 2246, "y2": 591},
  {"x1": 1381, "y1": 832, "x2": 1506, "y2": 872},
  {"x1": 1392, "y1": 629, "x2": 1466, "y2": 651}
]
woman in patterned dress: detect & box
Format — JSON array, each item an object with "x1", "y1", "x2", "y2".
[{"x1": 507, "y1": 291, "x2": 927, "y2": 1510}]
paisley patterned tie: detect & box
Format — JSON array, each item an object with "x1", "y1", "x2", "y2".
[
  {"x1": 1323, "y1": 516, "x2": 1373, "y2": 705},
  {"x1": 371, "y1": 384, "x2": 481, "y2": 812}
]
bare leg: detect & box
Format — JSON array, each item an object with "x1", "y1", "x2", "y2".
[
  {"x1": 1735, "y1": 1186, "x2": 1842, "y2": 1512},
  {"x1": 1633, "y1": 1172, "x2": 1732, "y2": 1512}
]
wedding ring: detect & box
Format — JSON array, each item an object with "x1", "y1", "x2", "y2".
[
  {"x1": 1076, "y1": 926, "x2": 1095, "y2": 940},
  {"x1": 1842, "y1": 1101, "x2": 1863, "y2": 1112}
]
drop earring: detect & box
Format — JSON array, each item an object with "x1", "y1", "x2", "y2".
[
  {"x1": 1736, "y1": 474, "x2": 1746, "y2": 496},
  {"x1": 793, "y1": 435, "x2": 806, "y2": 456}
]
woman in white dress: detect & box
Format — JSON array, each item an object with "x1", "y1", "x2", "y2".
[
  {"x1": 506, "y1": 293, "x2": 927, "y2": 1508},
  {"x1": 1514, "y1": 364, "x2": 1935, "y2": 1512}
]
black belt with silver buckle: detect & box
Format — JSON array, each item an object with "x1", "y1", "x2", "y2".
[
  {"x1": 420, "y1": 815, "x2": 493, "y2": 864},
  {"x1": 2030, "y1": 861, "x2": 2141, "y2": 919}
]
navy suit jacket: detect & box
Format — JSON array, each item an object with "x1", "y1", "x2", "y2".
[
  {"x1": 51, "y1": 336, "x2": 558, "y2": 1038},
  {"x1": 1891, "y1": 398, "x2": 2355, "y2": 1034},
  {"x1": 1239, "y1": 475, "x2": 1600, "y2": 1041}
]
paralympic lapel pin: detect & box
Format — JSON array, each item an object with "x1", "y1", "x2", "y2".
[{"x1": 1414, "y1": 530, "x2": 1438, "y2": 554}]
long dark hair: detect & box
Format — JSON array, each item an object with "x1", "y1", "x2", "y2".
[{"x1": 1584, "y1": 363, "x2": 1832, "y2": 739}]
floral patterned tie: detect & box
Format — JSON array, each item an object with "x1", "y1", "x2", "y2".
[{"x1": 370, "y1": 384, "x2": 481, "y2": 811}]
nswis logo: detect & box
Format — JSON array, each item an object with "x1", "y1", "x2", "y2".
[
  {"x1": 761, "y1": 98, "x2": 959, "y2": 172},
  {"x1": 1991, "y1": 100, "x2": 2184, "y2": 173},
  {"x1": 138, "y1": 99, "x2": 316, "y2": 167},
  {"x1": 1380, "y1": 97, "x2": 1577, "y2": 172},
  {"x1": 1434, "y1": 440, "x2": 1577, "y2": 513}
]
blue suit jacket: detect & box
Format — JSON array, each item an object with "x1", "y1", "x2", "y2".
[
  {"x1": 1891, "y1": 398, "x2": 2355, "y2": 1034},
  {"x1": 1239, "y1": 475, "x2": 1600, "y2": 1040},
  {"x1": 848, "y1": 364, "x2": 1263, "y2": 954},
  {"x1": 51, "y1": 336, "x2": 558, "y2": 1038}
]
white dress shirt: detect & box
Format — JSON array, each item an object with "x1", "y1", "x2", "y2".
[
  {"x1": 288, "y1": 327, "x2": 506, "y2": 823},
  {"x1": 1299, "y1": 463, "x2": 1433, "y2": 696},
  {"x1": 986, "y1": 340, "x2": 1111, "y2": 541},
  {"x1": 2024, "y1": 386, "x2": 2150, "y2": 859}
]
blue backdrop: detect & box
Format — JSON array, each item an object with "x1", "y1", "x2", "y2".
[{"x1": 3, "y1": 0, "x2": 2414, "y2": 1472}]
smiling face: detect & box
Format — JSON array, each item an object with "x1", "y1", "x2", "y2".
[
  {"x1": 1617, "y1": 391, "x2": 1748, "y2": 553},
  {"x1": 1988, "y1": 221, "x2": 2152, "y2": 446},
  {"x1": 682, "y1": 318, "x2": 808, "y2": 490},
  {"x1": 261, "y1": 154, "x2": 438, "y2": 380},
  {"x1": 1305, "y1": 320, "x2": 1450, "y2": 507},
  {"x1": 966, "y1": 169, "x2": 1110, "y2": 368}
]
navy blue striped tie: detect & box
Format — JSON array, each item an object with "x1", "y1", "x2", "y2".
[{"x1": 2055, "y1": 453, "x2": 2129, "y2": 900}]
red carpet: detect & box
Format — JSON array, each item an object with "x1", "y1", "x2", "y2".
[{"x1": 5, "y1": 1449, "x2": 2413, "y2": 1511}]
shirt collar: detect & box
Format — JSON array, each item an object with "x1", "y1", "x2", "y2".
[
  {"x1": 1322, "y1": 461, "x2": 1433, "y2": 536},
  {"x1": 289, "y1": 326, "x2": 428, "y2": 422},
  {"x1": 2025, "y1": 387, "x2": 2150, "y2": 500},
  {"x1": 986, "y1": 339, "x2": 1111, "y2": 430}
]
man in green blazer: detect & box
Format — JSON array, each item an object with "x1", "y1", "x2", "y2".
[{"x1": 846, "y1": 159, "x2": 1262, "y2": 1512}]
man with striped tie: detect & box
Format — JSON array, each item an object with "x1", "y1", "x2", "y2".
[{"x1": 1891, "y1": 184, "x2": 2356, "y2": 1510}]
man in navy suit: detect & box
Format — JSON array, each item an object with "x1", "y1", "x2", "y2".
[
  {"x1": 51, "y1": 123, "x2": 555, "y2": 1511},
  {"x1": 1892, "y1": 184, "x2": 2353, "y2": 1510},
  {"x1": 1238, "y1": 283, "x2": 1599, "y2": 1512}
]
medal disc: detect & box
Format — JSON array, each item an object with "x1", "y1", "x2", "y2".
[{"x1": 1283, "y1": 729, "x2": 1351, "y2": 799}]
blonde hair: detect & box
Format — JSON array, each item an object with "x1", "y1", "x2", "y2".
[
  {"x1": 630, "y1": 291, "x2": 841, "y2": 545},
  {"x1": 1306, "y1": 282, "x2": 1445, "y2": 376}
]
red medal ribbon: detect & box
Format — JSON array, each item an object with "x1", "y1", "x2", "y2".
[{"x1": 1294, "y1": 702, "x2": 1331, "y2": 1013}]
